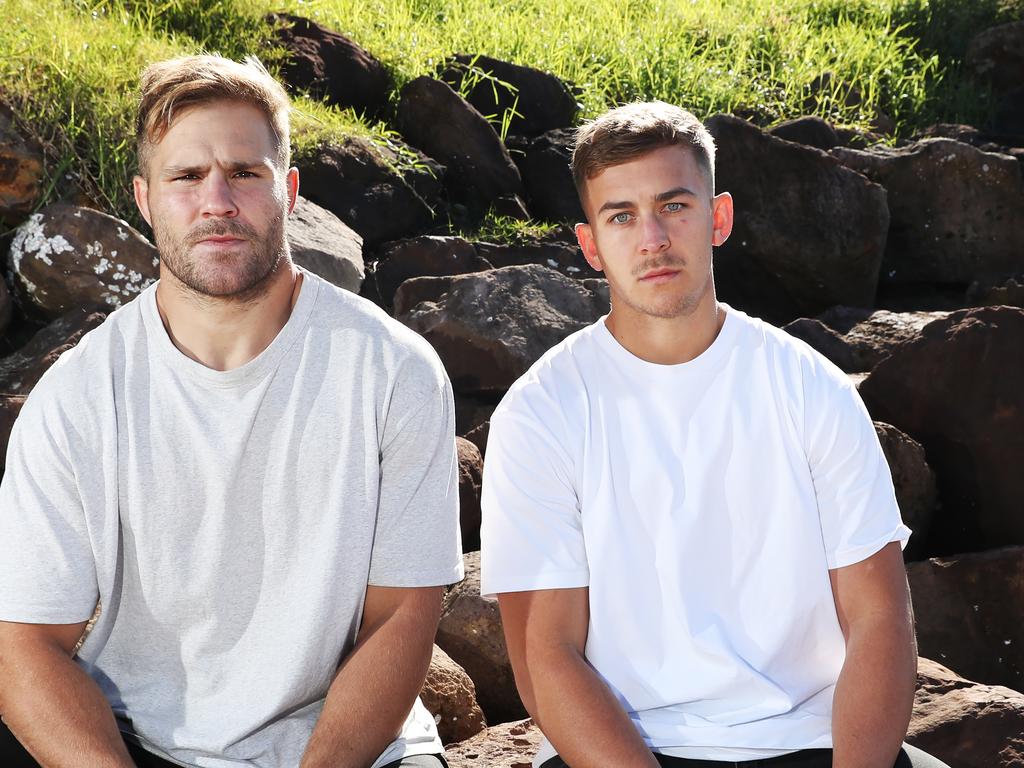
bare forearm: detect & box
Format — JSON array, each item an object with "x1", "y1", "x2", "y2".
[
  {"x1": 524, "y1": 647, "x2": 658, "y2": 768},
  {"x1": 300, "y1": 611, "x2": 435, "y2": 768},
  {"x1": 832, "y1": 624, "x2": 916, "y2": 768},
  {"x1": 0, "y1": 644, "x2": 134, "y2": 768}
]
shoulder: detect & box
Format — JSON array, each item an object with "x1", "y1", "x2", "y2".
[{"x1": 308, "y1": 274, "x2": 449, "y2": 388}]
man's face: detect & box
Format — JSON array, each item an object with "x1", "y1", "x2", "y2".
[
  {"x1": 575, "y1": 145, "x2": 732, "y2": 322},
  {"x1": 133, "y1": 99, "x2": 298, "y2": 299}
]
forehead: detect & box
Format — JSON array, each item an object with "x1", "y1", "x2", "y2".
[
  {"x1": 150, "y1": 99, "x2": 277, "y2": 165},
  {"x1": 585, "y1": 145, "x2": 709, "y2": 205}
]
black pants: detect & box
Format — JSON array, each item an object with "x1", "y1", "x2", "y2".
[
  {"x1": 0, "y1": 719, "x2": 447, "y2": 767},
  {"x1": 539, "y1": 743, "x2": 949, "y2": 767}
]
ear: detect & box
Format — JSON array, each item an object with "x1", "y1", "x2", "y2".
[
  {"x1": 285, "y1": 167, "x2": 299, "y2": 215},
  {"x1": 575, "y1": 222, "x2": 603, "y2": 272},
  {"x1": 711, "y1": 191, "x2": 734, "y2": 247},
  {"x1": 133, "y1": 175, "x2": 152, "y2": 227}
]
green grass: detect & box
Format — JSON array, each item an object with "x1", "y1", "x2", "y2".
[{"x1": 1, "y1": 0, "x2": 1020, "y2": 234}]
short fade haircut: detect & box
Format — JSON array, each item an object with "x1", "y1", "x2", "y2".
[
  {"x1": 572, "y1": 101, "x2": 716, "y2": 205},
  {"x1": 135, "y1": 54, "x2": 291, "y2": 176}
]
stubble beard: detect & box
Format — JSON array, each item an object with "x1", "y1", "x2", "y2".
[
  {"x1": 619, "y1": 254, "x2": 715, "y2": 320},
  {"x1": 153, "y1": 211, "x2": 288, "y2": 304}
]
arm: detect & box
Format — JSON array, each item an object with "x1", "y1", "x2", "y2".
[
  {"x1": 300, "y1": 584, "x2": 443, "y2": 768},
  {"x1": 498, "y1": 588, "x2": 659, "y2": 768},
  {"x1": 829, "y1": 542, "x2": 917, "y2": 768},
  {"x1": 0, "y1": 620, "x2": 136, "y2": 768}
]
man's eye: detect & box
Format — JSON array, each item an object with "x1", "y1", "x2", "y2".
[
  {"x1": 234, "y1": 171, "x2": 256, "y2": 178},
  {"x1": 175, "y1": 174, "x2": 199, "y2": 181},
  {"x1": 664, "y1": 202, "x2": 686, "y2": 213},
  {"x1": 611, "y1": 212, "x2": 632, "y2": 224}
]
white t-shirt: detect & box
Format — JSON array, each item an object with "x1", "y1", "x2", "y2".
[
  {"x1": 480, "y1": 304, "x2": 910, "y2": 765},
  {"x1": 0, "y1": 270, "x2": 464, "y2": 768}
]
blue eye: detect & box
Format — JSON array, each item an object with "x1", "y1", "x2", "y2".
[
  {"x1": 664, "y1": 202, "x2": 686, "y2": 212},
  {"x1": 610, "y1": 212, "x2": 632, "y2": 224}
]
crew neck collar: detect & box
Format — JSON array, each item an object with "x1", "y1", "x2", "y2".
[{"x1": 142, "y1": 268, "x2": 321, "y2": 389}]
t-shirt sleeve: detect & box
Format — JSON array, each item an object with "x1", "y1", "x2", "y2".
[
  {"x1": 0, "y1": 392, "x2": 99, "y2": 624},
  {"x1": 367, "y1": 350, "x2": 463, "y2": 588},
  {"x1": 479, "y1": 404, "x2": 589, "y2": 598},
  {"x1": 802, "y1": 361, "x2": 911, "y2": 570}
]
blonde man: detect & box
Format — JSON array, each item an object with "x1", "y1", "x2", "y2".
[
  {"x1": 0, "y1": 55, "x2": 461, "y2": 768},
  {"x1": 481, "y1": 102, "x2": 947, "y2": 768}
]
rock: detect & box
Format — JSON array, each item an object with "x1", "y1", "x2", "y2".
[
  {"x1": 455, "y1": 395, "x2": 495, "y2": 438},
  {"x1": 269, "y1": 13, "x2": 389, "y2": 117},
  {"x1": 436, "y1": 552, "x2": 526, "y2": 724},
  {"x1": 421, "y1": 645, "x2": 487, "y2": 746},
  {"x1": 372, "y1": 237, "x2": 492, "y2": 308},
  {"x1": 912, "y1": 123, "x2": 1024, "y2": 154},
  {"x1": 463, "y1": 420, "x2": 490, "y2": 459},
  {"x1": 457, "y1": 436, "x2": 484, "y2": 552},
  {"x1": 505, "y1": 129, "x2": 584, "y2": 223},
  {"x1": 395, "y1": 265, "x2": 609, "y2": 395},
  {"x1": 993, "y1": 86, "x2": 1024, "y2": 138},
  {"x1": 784, "y1": 310, "x2": 952, "y2": 375},
  {"x1": 0, "y1": 276, "x2": 11, "y2": 339},
  {"x1": 831, "y1": 139, "x2": 1024, "y2": 287},
  {"x1": 0, "y1": 394, "x2": 26, "y2": 480},
  {"x1": 768, "y1": 116, "x2": 840, "y2": 150},
  {"x1": 705, "y1": 114, "x2": 889, "y2": 325},
  {"x1": 7, "y1": 204, "x2": 158, "y2": 321},
  {"x1": 967, "y1": 273, "x2": 1024, "y2": 308},
  {"x1": 965, "y1": 22, "x2": 1024, "y2": 95},
  {"x1": 475, "y1": 238, "x2": 598, "y2": 280},
  {"x1": 0, "y1": 104, "x2": 43, "y2": 227},
  {"x1": 445, "y1": 718, "x2": 542, "y2": 768},
  {"x1": 874, "y1": 422, "x2": 936, "y2": 560},
  {"x1": 908, "y1": 658, "x2": 1024, "y2": 768},
  {"x1": 0, "y1": 308, "x2": 106, "y2": 395},
  {"x1": 286, "y1": 196, "x2": 364, "y2": 293},
  {"x1": 396, "y1": 77, "x2": 523, "y2": 211},
  {"x1": 907, "y1": 548, "x2": 1024, "y2": 691},
  {"x1": 859, "y1": 307, "x2": 1024, "y2": 555},
  {"x1": 440, "y1": 54, "x2": 579, "y2": 137},
  {"x1": 298, "y1": 136, "x2": 444, "y2": 248}
]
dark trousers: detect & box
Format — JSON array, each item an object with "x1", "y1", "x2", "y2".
[
  {"x1": 0, "y1": 719, "x2": 447, "y2": 767},
  {"x1": 539, "y1": 743, "x2": 949, "y2": 768}
]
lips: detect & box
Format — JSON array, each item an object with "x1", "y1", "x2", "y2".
[{"x1": 639, "y1": 268, "x2": 680, "y2": 281}]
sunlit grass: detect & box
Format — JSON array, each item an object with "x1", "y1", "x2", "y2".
[{"x1": 1, "y1": 0, "x2": 1019, "y2": 232}]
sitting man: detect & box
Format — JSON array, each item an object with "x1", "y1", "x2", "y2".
[
  {"x1": 480, "y1": 102, "x2": 946, "y2": 768},
  {"x1": 0, "y1": 55, "x2": 462, "y2": 768}
]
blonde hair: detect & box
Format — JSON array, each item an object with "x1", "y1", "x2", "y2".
[
  {"x1": 135, "y1": 54, "x2": 291, "y2": 176},
  {"x1": 572, "y1": 101, "x2": 716, "y2": 199}
]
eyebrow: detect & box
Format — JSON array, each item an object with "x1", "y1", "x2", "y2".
[
  {"x1": 596, "y1": 186, "x2": 698, "y2": 215},
  {"x1": 161, "y1": 160, "x2": 268, "y2": 177}
]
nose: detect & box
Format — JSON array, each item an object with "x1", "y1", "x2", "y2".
[
  {"x1": 638, "y1": 213, "x2": 669, "y2": 254},
  {"x1": 199, "y1": 172, "x2": 238, "y2": 218}
]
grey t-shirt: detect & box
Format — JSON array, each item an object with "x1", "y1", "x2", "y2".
[{"x1": 0, "y1": 269, "x2": 464, "y2": 767}]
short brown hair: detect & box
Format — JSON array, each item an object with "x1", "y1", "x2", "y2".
[
  {"x1": 136, "y1": 54, "x2": 291, "y2": 176},
  {"x1": 572, "y1": 101, "x2": 716, "y2": 203}
]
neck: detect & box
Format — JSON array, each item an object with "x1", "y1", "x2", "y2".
[
  {"x1": 155, "y1": 259, "x2": 303, "y2": 371},
  {"x1": 605, "y1": 288, "x2": 724, "y2": 366}
]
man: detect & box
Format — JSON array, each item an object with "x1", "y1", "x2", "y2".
[
  {"x1": 480, "y1": 102, "x2": 947, "y2": 768},
  {"x1": 0, "y1": 55, "x2": 462, "y2": 768}
]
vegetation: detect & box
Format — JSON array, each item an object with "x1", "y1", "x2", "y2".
[{"x1": 2, "y1": 0, "x2": 1021, "y2": 230}]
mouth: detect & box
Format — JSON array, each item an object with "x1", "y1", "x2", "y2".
[{"x1": 639, "y1": 268, "x2": 681, "y2": 283}]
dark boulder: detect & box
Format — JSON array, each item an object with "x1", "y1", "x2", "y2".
[
  {"x1": 993, "y1": 86, "x2": 1024, "y2": 138},
  {"x1": 768, "y1": 116, "x2": 840, "y2": 151},
  {"x1": 505, "y1": 128, "x2": 585, "y2": 223},
  {"x1": 965, "y1": 22, "x2": 1024, "y2": 95},
  {"x1": 831, "y1": 139, "x2": 1024, "y2": 287},
  {"x1": 372, "y1": 236, "x2": 492, "y2": 308},
  {"x1": 967, "y1": 273, "x2": 1024, "y2": 309},
  {"x1": 7, "y1": 204, "x2": 157, "y2": 321},
  {"x1": 396, "y1": 77, "x2": 523, "y2": 211},
  {"x1": 474, "y1": 237, "x2": 597, "y2": 279},
  {"x1": 286, "y1": 196, "x2": 364, "y2": 293},
  {"x1": 908, "y1": 658, "x2": 1024, "y2": 768},
  {"x1": 0, "y1": 308, "x2": 106, "y2": 395},
  {"x1": 457, "y1": 436, "x2": 484, "y2": 552},
  {"x1": 298, "y1": 135, "x2": 444, "y2": 247},
  {"x1": 395, "y1": 264, "x2": 609, "y2": 396},
  {"x1": 440, "y1": 53, "x2": 579, "y2": 137},
  {"x1": 874, "y1": 422, "x2": 937, "y2": 561},
  {"x1": 706, "y1": 114, "x2": 889, "y2": 324},
  {"x1": 0, "y1": 104, "x2": 43, "y2": 227},
  {"x1": 269, "y1": 13, "x2": 389, "y2": 117},
  {"x1": 908, "y1": 547, "x2": 1024, "y2": 692},
  {"x1": 859, "y1": 306, "x2": 1024, "y2": 555},
  {"x1": 0, "y1": 394, "x2": 26, "y2": 480},
  {"x1": 0, "y1": 277, "x2": 11, "y2": 340}
]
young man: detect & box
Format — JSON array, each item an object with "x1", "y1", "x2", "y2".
[
  {"x1": 480, "y1": 102, "x2": 947, "y2": 768},
  {"x1": 0, "y1": 56, "x2": 462, "y2": 768}
]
